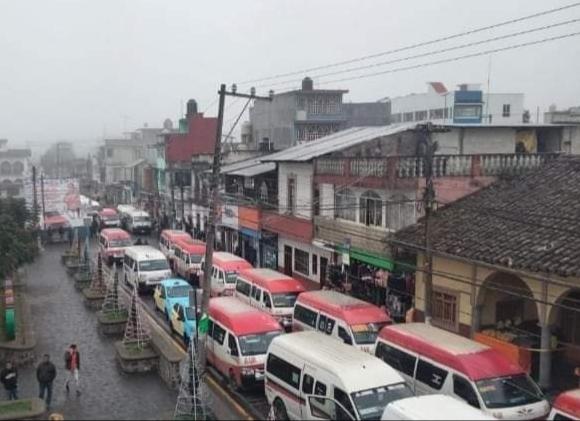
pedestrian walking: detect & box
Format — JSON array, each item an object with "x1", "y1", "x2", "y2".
[
  {"x1": 0, "y1": 361, "x2": 18, "y2": 400},
  {"x1": 37, "y1": 354, "x2": 57, "y2": 409},
  {"x1": 64, "y1": 344, "x2": 81, "y2": 396}
]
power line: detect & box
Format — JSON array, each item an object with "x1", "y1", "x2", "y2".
[
  {"x1": 271, "y1": 31, "x2": 580, "y2": 92},
  {"x1": 237, "y1": 1, "x2": 580, "y2": 86},
  {"x1": 256, "y1": 18, "x2": 580, "y2": 89}
]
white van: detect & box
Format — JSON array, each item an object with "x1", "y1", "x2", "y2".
[
  {"x1": 381, "y1": 395, "x2": 495, "y2": 420},
  {"x1": 549, "y1": 389, "x2": 580, "y2": 420},
  {"x1": 123, "y1": 246, "x2": 172, "y2": 292},
  {"x1": 293, "y1": 290, "x2": 391, "y2": 353},
  {"x1": 265, "y1": 331, "x2": 412, "y2": 421},
  {"x1": 126, "y1": 210, "x2": 152, "y2": 235},
  {"x1": 375, "y1": 323, "x2": 549, "y2": 420}
]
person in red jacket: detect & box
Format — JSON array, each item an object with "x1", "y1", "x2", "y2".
[{"x1": 64, "y1": 344, "x2": 81, "y2": 396}]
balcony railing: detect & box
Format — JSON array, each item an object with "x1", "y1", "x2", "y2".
[{"x1": 315, "y1": 153, "x2": 558, "y2": 179}]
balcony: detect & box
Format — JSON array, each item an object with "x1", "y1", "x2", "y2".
[
  {"x1": 261, "y1": 211, "x2": 314, "y2": 243},
  {"x1": 315, "y1": 153, "x2": 558, "y2": 180}
]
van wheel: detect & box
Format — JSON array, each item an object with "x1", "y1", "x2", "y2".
[{"x1": 273, "y1": 399, "x2": 289, "y2": 421}]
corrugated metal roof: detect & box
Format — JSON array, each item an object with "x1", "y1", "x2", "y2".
[
  {"x1": 221, "y1": 156, "x2": 276, "y2": 177},
  {"x1": 261, "y1": 123, "x2": 415, "y2": 162}
]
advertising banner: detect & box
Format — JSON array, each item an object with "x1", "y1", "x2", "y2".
[{"x1": 23, "y1": 177, "x2": 81, "y2": 217}]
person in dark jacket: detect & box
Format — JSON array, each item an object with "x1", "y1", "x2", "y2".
[
  {"x1": 37, "y1": 354, "x2": 57, "y2": 409},
  {"x1": 0, "y1": 361, "x2": 18, "y2": 400},
  {"x1": 64, "y1": 344, "x2": 81, "y2": 396}
]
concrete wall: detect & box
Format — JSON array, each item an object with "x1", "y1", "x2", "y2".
[
  {"x1": 343, "y1": 102, "x2": 390, "y2": 127},
  {"x1": 278, "y1": 162, "x2": 313, "y2": 220},
  {"x1": 483, "y1": 93, "x2": 525, "y2": 125},
  {"x1": 249, "y1": 93, "x2": 297, "y2": 150}
]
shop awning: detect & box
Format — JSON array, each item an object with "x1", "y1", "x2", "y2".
[{"x1": 347, "y1": 247, "x2": 394, "y2": 271}]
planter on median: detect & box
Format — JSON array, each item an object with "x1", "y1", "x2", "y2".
[{"x1": 0, "y1": 398, "x2": 45, "y2": 421}]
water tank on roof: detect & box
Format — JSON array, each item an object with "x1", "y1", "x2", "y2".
[
  {"x1": 302, "y1": 77, "x2": 313, "y2": 91},
  {"x1": 186, "y1": 99, "x2": 198, "y2": 117},
  {"x1": 163, "y1": 118, "x2": 173, "y2": 131}
]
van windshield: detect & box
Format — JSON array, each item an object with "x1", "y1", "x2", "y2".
[
  {"x1": 109, "y1": 239, "x2": 131, "y2": 248},
  {"x1": 350, "y1": 322, "x2": 389, "y2": 345},
  {"x1": 238, "y1": 331, "x2": 281, "y2": 356},
  {"x1": 476, "y1": 374, "x2": 543, "y2": 409},
  {"x1": 225, "y1": 271, "x2": 238, "y2": 284},
  {"x1": 351, "y1": 382, "x2": 413, "y2": 421},
  {"x1": 189, "y1": 254, "x2": 203, "y2": 264},
  {"x1": 185, "y1": 307, "x2": 196, "y2": 321},
  {"x1": 134, "y1": 216, "x2": 150, "y2": 223},
  {"x1": 139, "y1": 259, "x2": 169, "y2": 272},
  {"x1": 271, "y1": 292, "x2": 299, "y2": 308}
]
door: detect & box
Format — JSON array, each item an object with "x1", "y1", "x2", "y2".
[
  {"x1": 320, "y1": 257, "x2": 328, "y2": 288},
  {"x1": 284, "y1": 246, "x2": 293, "y2": 276},
  {"x1": 299, "y1": 365, "x2": 317, "y2": 419}
]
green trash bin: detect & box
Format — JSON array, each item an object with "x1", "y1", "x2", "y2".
[{"x1": 4, "y1": 308, "x2": 15, "y2": 340}]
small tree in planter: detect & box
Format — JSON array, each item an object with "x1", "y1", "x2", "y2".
[
  {"x1": 98, "y1": 268, "x2": 128, "y2": 335},
  {"x1": 83, "y1": 254, "x2": 107, "y2": 308}
]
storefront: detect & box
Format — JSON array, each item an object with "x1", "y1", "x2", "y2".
[
  {"x1": 260, "y1": 230, "x2": 278, "y2": 270},
  {"x1": 217, "y1": 203, "x2": 239, "y2": 253},
  {"x1": 240, "y1": 227, "x2": 259, "y2": 267}
]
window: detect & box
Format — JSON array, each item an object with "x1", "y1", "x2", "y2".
[
  {"x1": 312, "y1": 254, "x2": 318, "y2": 276},
  {"x1": 415, "y1": 110, "x2": 428, "y2": 121},
  {"x1": 266, "y1": 354, "x2": 301, "y2": 389},
  {"x1": 360, "y1": 191, "x2": 383, "y2": 227},
  {"x1": 334, "y1": 387, "x2": 356, "y2": 420},
  {"x1": 263, "y1": 292, "x2": 272, "y2": 308},
  {"x1": 11, "y1": 162, "x2": 24, "y2": 176},
  {"x1": 252, "y1": 286, "x2": 262, "y2": 302},
  {"x1": 287, "y1": 177, "x2": 296, "y2": 214},
  {"x1": 432, "y1": 289, "x2": 458, "y2": 331},
  {"x1": 318, "y1": 315, "x2": 327, "y2": 332},
  {"x1": 294, "y1": 248, "x2": 309, "y2": 275},
  {"x1": 212, "y1": 323, "x2": 226, "y2": 345},
  {"x1": 228, "y1": 334, "x2": 239, "y2": 357},
  {"x1": 207, "y1": 319, "x2": 214, "y2": 337},
  {"x1": 403, "y1": 112, "x2": 414, "y2": 122},
  {"x1": 294, "y1": 304, "x2": 317, "y2": 328},
  {"x1": 502, "y1": 104, "x2": 511, "y2": 117},
  {"x1": 325, "y1": 317, "x2": 335, "y2": 335},
  {"x1": 236, "y1": 279, "x2": 251, "y2": 296},
  {"x1": 335, "y1": 188, "x2": 356, "y2": 222},
  {"x1": 375, "y1": 342, "x2": 417, "y2": 377},
  {"x1": 338, "y1": 326, "x2": 353, "y2": 345},
  {"x1": 453, "y1": 375, "x2": 480, "y2": 408},
  {"x1": 314, "y1": 381, "x2": 327, "y2": 403},
  {"x1": 454, "y1": 105, "x2": 482, "y2": 118},
  {"x1": 554, "y1": 414, "x2": 574, "y2": 421},
  {"x1": 302, "y1": 374, "x2": 314, "y2": 394},
  {"x1": 259, "y1": 181, "x2": 268, "y2": 203},
  {"x1": 318, "y1": 315, "x2": 335, "y2": 335},
  {"x1": 416, "y1": 359, "x2": 448, "y2": 391}
]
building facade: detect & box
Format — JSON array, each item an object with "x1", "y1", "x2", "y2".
[
  {"x1": 0, "y1": 139, "x2": 32, "y2": 199},
  {"x1": 389, "y1": 82, "x2": 525, "y2": 125},
  {"x1": 544, "y1": 105, "x2": 580, "y2": 125}
]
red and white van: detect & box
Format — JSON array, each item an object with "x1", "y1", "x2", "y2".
[
  {"x1": 549, "y1": 389, "x2": 580, "y2": 420},
  {"x1": 159, "y1": 230, "x2": 193, "y2": 266},
  {"x1": 98, "y1": 228, "x2": 132, "y2": 265},
  {"x1": 375, "y1": 323, "x2": 549, "y2": 420},
  {"x1": 98, "y1": 208, "x2": 121, "y2": 229},
  {"x1": 292, "y1": 290, "x2": 391, "y2": 353},
  {"x1": 207, "y1": 252, "x2": 253, "y2": 297},
  {"x1": 173, "y1": 239, "x2": 206, "y2": 286},
  {"x1": 234, "y1": 268, "x2": 305, "y2": 331},
  {"x1": 206, "y1": 297, "x2": 283, "y2": 390}
]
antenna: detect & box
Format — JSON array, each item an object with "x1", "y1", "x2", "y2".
[{"x1": 486, "y1": 54, "x2": 492, "y2": 124}]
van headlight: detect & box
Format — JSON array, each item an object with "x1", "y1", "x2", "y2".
[{"x1": 241, "y1": 368, "x2": 255, "y2": 376}]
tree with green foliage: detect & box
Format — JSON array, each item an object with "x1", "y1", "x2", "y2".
[{"x1": 0, "y1": 198, "x2": 38, "y2": 279}]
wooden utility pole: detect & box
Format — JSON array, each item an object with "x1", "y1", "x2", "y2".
[
  {"x1": 40, "y1": 172, "x2": 46, "y2": 230},
  {"x1": 199, "y1": 84, "x2": 272, "y2": 377},
  {"x1": 415, "y1": 123, "x2": 449, "y2": 324}
]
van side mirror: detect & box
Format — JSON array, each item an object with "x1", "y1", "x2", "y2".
[{"x1": 305, "y1": 396, "x2": 355, "y2": 421}]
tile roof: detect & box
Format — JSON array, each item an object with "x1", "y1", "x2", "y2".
[
  {"x1": 262, "y1": 123, "x2": 415, "y2": 163},
  {"x1": 429, "y1": 81, "x2": 448, "y2": 94},
  {"x1": 165, "y1": 114, "x2": 218, "y2": 163},
  {"x1": 393, "y1": 155, "x2": 580, "y2": 277}
]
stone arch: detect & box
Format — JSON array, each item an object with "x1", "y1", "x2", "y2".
[
  {"x1": 476, "y1": 271, "x2": 539, "y2": 330},
  {"x1": 11, "y1": 161, "x2": 24, "y2": 175},
  {"x1": 1, "y1": 161, "x2": 11, "y2": 175},
  {"x1": 549, "y1": 288, "x2": 580, "y2": 347}
]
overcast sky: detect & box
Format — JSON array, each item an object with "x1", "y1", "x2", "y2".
[{"x1": 1, "y1": 0, "x2": 579, "y2": 149}]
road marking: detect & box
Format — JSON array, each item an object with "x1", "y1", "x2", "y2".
[{"x1": 206, "y1": 374, "x2": 254, "y2": 421}]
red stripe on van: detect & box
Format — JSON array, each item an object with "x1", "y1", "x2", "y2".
[{"x1": 266, "y1": 376, "x2": 305, "y2": 405}]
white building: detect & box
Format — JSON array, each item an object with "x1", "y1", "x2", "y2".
[
  {"x1": 0, "y1": 139, "x2": 32, "y2": 198},
  {"x1": 389, "y1": 82, "x2": 525, "y2": 125}
]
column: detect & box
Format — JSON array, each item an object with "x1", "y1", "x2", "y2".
[{"x1": 538, "y1": 278, "x2": 552, "y2": 390}]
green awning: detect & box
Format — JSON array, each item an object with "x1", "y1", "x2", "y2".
[{"x1": 335, "y1": 244, "x2": 394, "y2": 271}]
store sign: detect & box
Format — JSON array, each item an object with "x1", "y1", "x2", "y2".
[
  {"x1": 23, "y1": 178, "x2": 81, "y2": 215},
  {"x1": 220, "y1": 203, "x2": 239, "y2": 229}
]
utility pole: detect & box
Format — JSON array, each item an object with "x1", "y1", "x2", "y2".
[
  {"x1": 180, "y1": 173, "x2": 185, "y2": 223},
  {"x1": 40, "y1": 172, "x2": 46, "y2": 230},
  {"x1": 415, "y1": 123, "x2": 449, "y2": 324},
  {"x1": 170, "y1": 169, "x2": 176, "y2": 229},
  {"x1": 199, "y1": 84, "x2": 272, "y2": 378}
]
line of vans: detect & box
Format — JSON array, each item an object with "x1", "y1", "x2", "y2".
[
  {"x1": 159, "y1": 230, "x2": 193, "y2": 266},
  {"x1": 98, "y1": 208, "x2": 120, "y2": 229},
  {"x1": 123, "y1": 246, "x2": 172, "y2": 292},
  {"x1": 549, "y1": 389, "x2": 580, "y2": 420},
  {"x1": 292, "y1": 290, "x2": 390, "y2": 353},
  {"x1": 206, "y1": 297, "x2": 283, "y2": 390},
  {"x1": 172, "y1": 239, "x2": 206, "y2": 286},
  {"x1": 98, "y1": 228, "x2": 132, "y2": 266},
  {"x1": 234, "y1": 268, "x2": 305, "y2": 331},
  {"x1": 265, "y1": 331, "x2": 412, "y2": 421},
  {"x1": 207, "y1": 252, "x2": 253, "y2": 297},
  {"x1": 375, "y1": 323, "x2": 549, "y2": 420}
]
